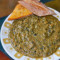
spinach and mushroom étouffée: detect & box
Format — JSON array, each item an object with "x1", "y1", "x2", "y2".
[{"x1": 9, "y1": 15, "x2": 60, "y2": 58}]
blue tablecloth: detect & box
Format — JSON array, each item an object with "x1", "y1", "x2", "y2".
[{"x1": 0, "y1": 0, "x2": 53, "y2": 60}]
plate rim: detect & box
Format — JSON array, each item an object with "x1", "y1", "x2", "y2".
[{"x1": 1, "y1": 14, "x2": 16, "y2": 60}]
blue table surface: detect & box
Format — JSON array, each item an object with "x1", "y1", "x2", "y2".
[{"x1": 0, "y1": 0, "x2": 53, "y2": 60}]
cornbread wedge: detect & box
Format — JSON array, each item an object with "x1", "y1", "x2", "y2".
[{"x1": 8, "y1": 4, "x2": 32, "y2": 20}]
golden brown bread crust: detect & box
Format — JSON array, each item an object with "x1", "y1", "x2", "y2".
[{"x1": 8, "y1": 4, "x2": 32, "y2": 20}]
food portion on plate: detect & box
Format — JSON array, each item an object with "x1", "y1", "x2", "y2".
[
  {"x1": 8, "y1": 4, "x2": 32, "y2": 20},
  {"x1": 9, "y1": 15, "x2": 60, "y2": 58},
  {"x1": 18, "y1": 0, "x2": 55, "y2": 16},
  {"x1": 8, "y1": 0, "x2": 55, "y2": 20},
  {"x1": 8, "y1": 0, "x2": 60, "y2": 58}
]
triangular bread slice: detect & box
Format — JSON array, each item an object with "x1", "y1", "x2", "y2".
[
  {"x1": 18, "y1": 0, "x2": 56, "y2": 16},
  {"x1": 8, "y1": 4, "x2": 32, "y2": 20}
]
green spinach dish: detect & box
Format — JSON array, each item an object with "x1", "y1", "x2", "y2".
[{"x1": 9, "y1": 15, "x2": 60, "y2": 58}]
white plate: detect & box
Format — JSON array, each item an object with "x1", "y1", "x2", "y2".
[{"x1": 1, "y1": 8, "x2": 60, "y2": 60}]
